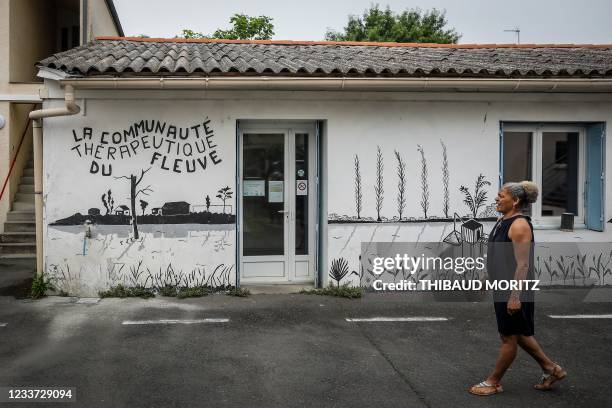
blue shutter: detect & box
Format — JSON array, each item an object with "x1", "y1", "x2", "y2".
[{"x1": 585, "y1": 123, "x2": 605, "y2": 231}]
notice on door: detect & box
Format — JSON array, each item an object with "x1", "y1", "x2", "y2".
[
  {"x1": 296, "y1": 180, "x2": 308, "y2": 195},
  {"x1": 268, "y1": 181, "x2": 284, "y2": 202},
  {"x1": 243, "y1": 180, "x2": 265, "y2": 197}
]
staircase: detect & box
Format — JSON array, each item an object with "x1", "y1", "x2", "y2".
[{"x1": 0, "y1": 154, "x2": 36, "y2": 295}]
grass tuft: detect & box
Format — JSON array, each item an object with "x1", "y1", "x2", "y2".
[
  {"x1": 176, "y1": 286, "x2": 209, "y2": 299},
  {"x1": 228, "y1": 287, "x2": 250, "y2": 297},
  {"x1": 30, "y1": 274, "x2": 55, "y2": 299},
  {"x1": 300, "y1": 283, "x2": 362, "y2": 299},
  {"x1": 158, "y1": 285, "x2": 179, "y2": 297}
]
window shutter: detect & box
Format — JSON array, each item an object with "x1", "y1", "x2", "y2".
[{"x1": 585, "y1": 123, "x2": 605, "y2": 231}]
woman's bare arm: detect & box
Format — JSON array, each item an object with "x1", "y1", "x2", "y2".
[{"x1": 506, "y1": 218, "x2": 532, "y2": 312}]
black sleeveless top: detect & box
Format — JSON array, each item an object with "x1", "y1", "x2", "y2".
[{"x1": 487, "y1": 214, "x2": 535, "y2": 301}]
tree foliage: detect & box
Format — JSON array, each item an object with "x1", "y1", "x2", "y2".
[
  {"x1": 325, "y1": 5, "x2": 460, "y2": 43},
  {"x1": 181, "y1": 14, "x2": 274, "y2": 40}
]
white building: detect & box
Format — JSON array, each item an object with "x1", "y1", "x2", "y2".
[{"x1": 30, "y1": 38, "x2": 612, "y2": 295}]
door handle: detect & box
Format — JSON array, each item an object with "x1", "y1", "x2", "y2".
[{"x1": 277, "y1": 210, "x2": 288, "y2": 213}]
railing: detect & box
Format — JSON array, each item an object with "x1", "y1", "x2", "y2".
[{"x1": 0, "y1": 104, "x2": 37, "y2": 203}]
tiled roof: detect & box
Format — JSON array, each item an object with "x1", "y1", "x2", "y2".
[{"x1": 38, "y1": 37, "x2": 612, "y2": 78}]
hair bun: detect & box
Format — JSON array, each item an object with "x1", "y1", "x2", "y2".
[{"x1": 520, "y1": 181, "x2": 539, "y2": 203}]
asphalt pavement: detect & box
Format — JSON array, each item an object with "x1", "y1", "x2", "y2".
[{"x1": 0, "y1": 291, "x2": 611, "y2": 408}]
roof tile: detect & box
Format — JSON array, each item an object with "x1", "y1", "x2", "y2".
[{"x1": 37, "y1": 38, "x2": 612, "y2": 78}]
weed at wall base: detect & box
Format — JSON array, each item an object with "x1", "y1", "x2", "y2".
[
  {"x1": 301, "y1": 284, "x2": 362, "y2": 299},
  {"x1": 30, "y1": 274, "x2": 55, "y2": 299},
  {"x1": 228, "y1": 287, "x2": 250, "y2": 297},
  {"x1": 176, "y1": 286, "x2": 209, "y2": 299},
  {"x1": 98, "y1": 284, "x2": 155, "y2": 299}
]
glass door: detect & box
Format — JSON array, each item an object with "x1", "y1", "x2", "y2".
[
  {"x1": 239, "y1": 125, "x2": 316, "y2": 283},
  {"x1": 242, "y1": 133, "x2": 286, "y2": 257}
]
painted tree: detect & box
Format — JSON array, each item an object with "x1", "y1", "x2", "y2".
[
  {"x1": 140, "y1": 199, "x2": 148, "y2": 216},
  {"x1": 440, "y1": 140, "x2": 450, "y2": 218},
  {"x1": 394, "y1": 150, "x2": 406, "y2": 220},
  {"x1": 374, "y1": 146, "x2": 384, "y2": 222},
  {"x1": 205, "y1": 195, "x2": 211, "y2": 212},
  {"x1": 417, "y1": 145, "x2": 429, "y2": 218},
  {"x1": 115, "y1": 168, "x2": 152, "y2": 239},
  {"x1": 216, "y1": 186, "x2": 233, "y2": 214},
  {"x1": 354, "y1": 154, "x2": 363, "y2": 219},
  {"x1": 459, "y1": 173, "x2": 491, "y2": 218},
  {"x1": 101, "y1": 189, "x2": 115, "y2": 215}
]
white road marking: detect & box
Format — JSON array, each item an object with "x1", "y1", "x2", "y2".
[
  {"x1": 76, "y1": 298, "x2": 100, "y2": 304},
  {"x1": 346, "y1": 317, "x2": 449, "y2": 322},
  {"x1": 122, "y1": 318, "x2": 229, "y2": 325},
  {"x1": 0, "y1": 323, "x2": 7, "y2": 327},
  {"x1": 548, "y1": 314, "x2": 612, "y2": 319}
]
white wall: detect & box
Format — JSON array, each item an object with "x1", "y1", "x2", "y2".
[
  {"x1": 43, "y1": 98, "x2": 237, "y2": 295},
  {"x1": 41, "y1": 85, "x2": 612, "y2": 294}
]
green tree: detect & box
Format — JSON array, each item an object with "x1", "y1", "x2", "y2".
[
  {"x1": 325, "y1": 5, "x2": 460, "y2": 44},
  {"x1": 181, "y1": 14, "x2": 274, "y2": 40},
  {"x1": 181, "y1": 29, "x2": 205, "y2": 39}
]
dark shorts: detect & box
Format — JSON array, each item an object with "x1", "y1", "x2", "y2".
[{"x1": 493, "y1": 301, "x2": 535, "y2": 336}]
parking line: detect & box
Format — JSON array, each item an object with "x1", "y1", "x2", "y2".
[
  {"x1": 548, "y1": 314, "x2": 612, "y2": 319},
  {"x1": 122, "y1": 318, "x2": 229, "y2": 325},
  {"x1": 0, "y1": 323, "x2": 6, "y2": 327},
  {"x1": 346, "y1": 317, "x2": 449, "y2": 322}
]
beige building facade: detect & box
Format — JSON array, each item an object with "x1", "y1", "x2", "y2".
[{"x1": 0, "y1": 0, "x2": 122, "y2": 281}]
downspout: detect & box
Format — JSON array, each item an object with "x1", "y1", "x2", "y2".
[{"x1": 29, "y1": 85, "x2": 81, "y2": 276}]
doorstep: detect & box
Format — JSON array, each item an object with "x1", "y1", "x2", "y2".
[{"x1": 241, "y1": 284, "x2": 315, "y2": 294}]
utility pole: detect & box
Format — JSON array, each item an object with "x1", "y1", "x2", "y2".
[{"x1": 504, "y1": 27, "x2": 521, "y2": 44}]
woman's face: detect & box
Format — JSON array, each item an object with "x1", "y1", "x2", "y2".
[{"x1": 495, "y1": 187, "x2": 519, "y2": 214}]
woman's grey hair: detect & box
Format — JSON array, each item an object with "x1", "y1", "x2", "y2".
[{"x1": 502, "y1": 181, "x2": 539, "y2": 209}]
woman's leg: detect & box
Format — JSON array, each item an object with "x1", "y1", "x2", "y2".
[
  {"x1": 486, "y1": 334, "x2": 518, "y2": 384},
  {"x1": 517, "y1": 335, "x2": 556, "y2": 373}
]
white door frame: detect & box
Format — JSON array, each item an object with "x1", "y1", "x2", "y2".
[{"x1": 238, "y1": 121, "x2": 318, "y2": 284}]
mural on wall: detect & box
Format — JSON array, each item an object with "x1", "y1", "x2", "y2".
[
  {"x1": 51, "y1": 182, "x2": 235, "y2": 227},
  {"x1": 330, "y1": 139, "x2": 498, "y2": 223},
  {"x1": 329, "y1": 237, "x2": 612, "y2": 289},
  {"x1": 70, "y1": 119, "x2": 222, "y2": 177},
  {"x1": 45, "y1": 116, "x2": 236, "y2": 296},
  {"x1": 325, "y1": 130, "x2": 610, "y2": 290}
]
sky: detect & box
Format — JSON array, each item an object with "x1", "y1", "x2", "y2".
[{"x1": 113, "y1": 0, "x2": 612, "y2": 44}]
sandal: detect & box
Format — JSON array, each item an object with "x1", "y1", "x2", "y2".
[
  {"x1": 469, "y1": 381, "x2": 503, "y2": 396},
  {"x1": 534, "y1": 363, "x2": 567, "y2": 391}
]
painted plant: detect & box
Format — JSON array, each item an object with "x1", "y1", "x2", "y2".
[
  {"x1": 440, "y1": 140, "x2": 450, "y2": 218},
  {"x1": 417, "y1": 144, "x2": 429, "y2": 219},
  {"x1": 329, "y1": 257, "x2": 350, "y2": 287},
  {"x1": 459, "y1": 173, "x2": 491, "y2": 218},
  {"x1": 394, "y1": 150, "x2": 406, "y2": 220},
  {"x1": 354, "y1": 154, "x2": 363, "y2": 219},
  {"x1": 101, "y1": 189, "x2": 115, "y2": 215},
  {"x1": 374, "y1": 146, "x2": 384, "y2": 222}
]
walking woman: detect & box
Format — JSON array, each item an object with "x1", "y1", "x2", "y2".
[{"x1": 469, "y1": 181, "x2": 567, "y2": 396}]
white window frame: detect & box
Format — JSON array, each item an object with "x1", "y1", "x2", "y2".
[{"x1": 503, "y1": 123, "x2": 586, "y2": 229}]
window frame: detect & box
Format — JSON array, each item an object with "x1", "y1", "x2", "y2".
[{"x1": 502, "y1": 123, "x2": 586, "y2": 229}]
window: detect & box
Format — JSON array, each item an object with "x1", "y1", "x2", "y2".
[{"x1": 501, "y1": 123, "x2": 605, "y2": 230}]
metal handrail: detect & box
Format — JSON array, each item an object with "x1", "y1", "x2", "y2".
[{"x1": 0, "y1": 104, "x2": 37, "y2": 203}]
